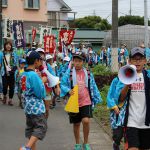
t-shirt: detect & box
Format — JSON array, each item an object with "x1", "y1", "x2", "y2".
[
  {"x1": 76, "y1": 69, "x2": 91, "y2": 107},
  {"x1": 127, "y1": 73, "x2": 150, "y2": 128}
]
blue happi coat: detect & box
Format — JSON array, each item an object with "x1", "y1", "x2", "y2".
[
  {"x1": 107, "y1": 77, "x2": 127, "y2": 129},
  {"x1": 60, "y1": 67, "x2": 102, "y2": 107}
]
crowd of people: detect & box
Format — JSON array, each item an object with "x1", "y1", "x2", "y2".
[{"x1": 0, "y1": 40, "x2": 150, "y2": 150}]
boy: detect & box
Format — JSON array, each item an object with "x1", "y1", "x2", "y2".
[
  {"x1": 116, "y1": 47, "x2": 150, "y2": 150},
  {"x1": 19, "y1": 51, "x2": 47, "y2": 150},
  {"x1": 60, "y1": 52, "x2": 102, "y2": 150},
  {"x1": 107, "y1": 77, "x2": 127, "y2": 150},
  {"x1": 15, "y1": 58, "x2": 26, "y2": 108}
]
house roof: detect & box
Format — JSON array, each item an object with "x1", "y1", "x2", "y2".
[{"x1": 57, "y1": 0, "x2": 72, "y2": 11}]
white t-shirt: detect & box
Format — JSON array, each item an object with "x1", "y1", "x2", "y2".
[{"x1": 127, "y1": 73, "x2": 150, "y2": 128}]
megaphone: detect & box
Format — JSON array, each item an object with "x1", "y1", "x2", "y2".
[
  {"x1": 118, "y1": 65, "x2": 137, "y2": 85},
  {"x1": 39, "y1": 66, "x2": 60, "y2": 87},
  {"x1": 65, "y1": 85, "x2": 79, "y2": 113}
]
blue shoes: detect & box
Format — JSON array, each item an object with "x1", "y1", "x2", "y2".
[
  {"x1": 19, "y1": 146, "x2": 31, "y2": 150},
  {"x1": 74, "y1": 144, "x2": 82, "y2": 150},
  {"x1": 74, "y1": 144, "x2": 91, "y2": 150},
  {"x1": 83, "y1": 144, "x2": 91, "y2": 150}
]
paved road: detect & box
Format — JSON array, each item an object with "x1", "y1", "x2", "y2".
[{"x1": 0, "y1": 96, "x2": 112, "y2": 150}]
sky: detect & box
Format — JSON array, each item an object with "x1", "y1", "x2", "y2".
[{"x1": 64, "y1": 0, "x2": 150, "y2": 22}]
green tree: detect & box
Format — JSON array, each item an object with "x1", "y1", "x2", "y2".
[
  {"x1": 118, "y1": 15, "x2": 150, "y2": 26},
  {"x1": 69, "y1": 16, "x2": 111, "y2": 30}
]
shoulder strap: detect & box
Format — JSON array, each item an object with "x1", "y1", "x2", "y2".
[
  {"x1": 3, "y1": 52, "x2": 8, "y2": 66},
  {"x1": 70, "y1": 69, "x2": 73, "y2": 89},
  {"x1": 86, "y1": 68, "x2": 92, "y2": 101}
]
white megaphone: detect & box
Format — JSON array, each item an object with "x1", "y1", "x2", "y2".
[
  {"x1": 39, "y1": 66, "x2": 60, "y2": 87},
  {"x1": 118, "y1": 65, "x2": 137, "y2": 85}
]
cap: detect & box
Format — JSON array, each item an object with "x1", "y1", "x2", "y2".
[
  {"x1": 26, "y1": 51, "x2": 42, "y2": 60},
  {"x1": 63, "y1": 56, "x2": 70, "y2": 62},
  {"x1": 46, "y1": 54, "x2": 53, "y2": 61},
  {"x1": 89, "y1": 51, "x2": 93, "y2": 54},
  {"x1": 73, "y1": 51, "x2": 85, "y2": 60},
  {"x1": 58, "y1": 53, "x2": 63, "y2": 59},
  {"x1": 35, "y1": 48, "x2": 45, "y2": 54},
  {"x1": 19, "y1": 58, "x2": 26, "y2": 64},
  {"x1": 121, "y1": 43, "x2": 126, "y2": 47},
  {"x1": 130, "y1": 47, "x2": 145, "y2": 57}
]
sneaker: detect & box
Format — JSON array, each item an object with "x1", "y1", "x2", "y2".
[
  {"x1": 8, "y1": 99, "x2": 13, "y2": 106},
  {"x1": 19, "y1": 146, "x2": 31, "y2": 150},
  {"x1": 74, "y1": 144, "x2": 82, "y2": 150},
  {"x1": 83, "y1": 144, "x2": 91, "y2": 150},
  {"x1": 2, "y1": 96, "x2": 7, "y2": 104}
]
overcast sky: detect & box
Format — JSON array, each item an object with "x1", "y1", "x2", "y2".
[{"x1": 64, "y1": 0, "x2": 150, "y2": 22}]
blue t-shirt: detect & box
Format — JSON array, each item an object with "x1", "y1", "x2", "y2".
[{"x1": 21, "y1": 69, "x2": 46, "y2": 115}]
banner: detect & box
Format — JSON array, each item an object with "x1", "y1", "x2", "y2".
[
  {"x1": 32, "y1": 27, "x2": 36, "y2": 42},
  {"x1": 39, "y1": 27, "x2": 49, "y2": 45},
  {"x1": 44, "y1": 35, "x2": 56, "y2": 54},
  {"x1": 59, "y1": 29, "x2": 75, "y2": 52},
  {"x1": 13, "y1": 21, "x2": 25, "y2": 48},
  {"x1": 3, "y1": 18, "x2": 13, "y2": 39}
]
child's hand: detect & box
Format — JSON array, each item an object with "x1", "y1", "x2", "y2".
[
  {"x1": 45, "y1": 109, "x2": 49, "y2": 119},
  {"x1": 55, "y1": 86, "x2": 61, "y2": 96},
  {"x1": 114, "y1": 107, "x2": 120, "y2": 115},
  {"x1": 42, "y1": 76, "x2": 47, "y2": 83},
  {"x1": 69, "y1": 89, "x2": 74, "y2": 96}
]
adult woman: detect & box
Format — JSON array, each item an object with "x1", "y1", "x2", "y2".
[{"x1": 0, "y1": 41, "x2": 18, "y2": 105}]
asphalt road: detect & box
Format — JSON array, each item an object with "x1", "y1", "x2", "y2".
[{"x1": 0, "y1": 96, "x2": 112, "y2": 150}]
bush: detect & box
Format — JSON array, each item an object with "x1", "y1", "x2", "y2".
[
  {"x1": 92, "y1": 64, "x2": 117, "y2": 89},
  {"x1": 100, "y1": 85, "x2": 110, "y2": 105},
  {"x1": 92, "y1": 64, "x2": 112, "y2": 76}
]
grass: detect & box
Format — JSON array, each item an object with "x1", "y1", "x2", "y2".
[{"x1": 93, "y1": 104, "x2": 112, "y2": 137}]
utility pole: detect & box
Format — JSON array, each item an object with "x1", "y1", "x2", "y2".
[
  {"x1": 129, "y1": 0, "x2": 132, "y2": 16},
  {"x1": 111, "y1": 0, "x2": 118, "y2": 72},
  {"x1": 0, "y1": 0, "x2": 2, "y2": 51},
  {"x1": 93, "y1": 10, "x2": 96, "y2": 16},
  {"x1": 144, "y1": 0, "x2": 149, "y2": 48}
]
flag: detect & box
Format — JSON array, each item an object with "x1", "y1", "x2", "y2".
[
  {"x1": 44, "y1": 35, "x2": 56, "y2": 54},
  {"x1": 39, "y1": 27, "x2": 49, "y2": 45},
  {"x1": 59, "y1": 29, "x2": 75, "y2": 52},
  {"x1": 13, "y1": 21, "x2": 25, "y2": 48},
  {"x1": 32, "y1": 27, "x2": 36, "y2": 42},
  {"x1": 3, "y1": 18, "x2": 13, "y2": 39}
]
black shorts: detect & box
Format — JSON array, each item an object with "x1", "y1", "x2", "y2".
[
  {"x1": 112, "y1": 126, "x2": 124, "y2": 145},
  {"x1": 69, "y1": 105, "x2": 93, "y2": 124},
  {"x1": 126, "y1": 127, "x2": 150, "y2": 149},
  {"x1": 25, "y1": 114, "x2": 47, "y2": 140}
]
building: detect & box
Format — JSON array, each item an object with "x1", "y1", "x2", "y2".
[
  {"x1": 73, "y1": 29, "x2": 106, "y2": 51},
  {"x1": 104, "y1": 24, "x2": 150, "y2": 49},
  {"x1": 2, "y1": 0, "x2": 74, "y2": 30}
]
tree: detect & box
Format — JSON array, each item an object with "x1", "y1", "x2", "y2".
[
  {"x1": 69, "y1": 16, "x2": 111, "y2": 30},
  {"x1": 118, "y1": 15, "x2": 150, "y2": 26}
]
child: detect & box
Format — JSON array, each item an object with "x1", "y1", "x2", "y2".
[
  {"x1": 15, "y1": 58, "x2": 26, "y2": 108},
  {"x1": 107, "y1": 77, "x2": 127, "y2": 150},
  {"x1": 116, "y1": 47, "x2": 150, "y2": 150},
  {"x1": 60, "y1": 52, "x2": 102, "y2": 150},
  {"x1": 19, "y1": 51, "x2": 47, "y2": 150},
  {"x1": 35, "y1": 48, "x2": 60, "y2": 114}
]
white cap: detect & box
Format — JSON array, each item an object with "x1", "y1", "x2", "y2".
[
  {"x1": 58, "y1": 53, "x2": 63, "y2": 58},
  {"x1": 89, "y1": 51, "x2": 93, "y2": 54},
  {"x1": 46, "y1": 54, "x2": 53, "y2": 60},
  {"x1": 63, "y1": 56, "x2": 70, "y2": 62},
  {"x1": 35, "y1": 48, "x2": 45, "y2": 53}
]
